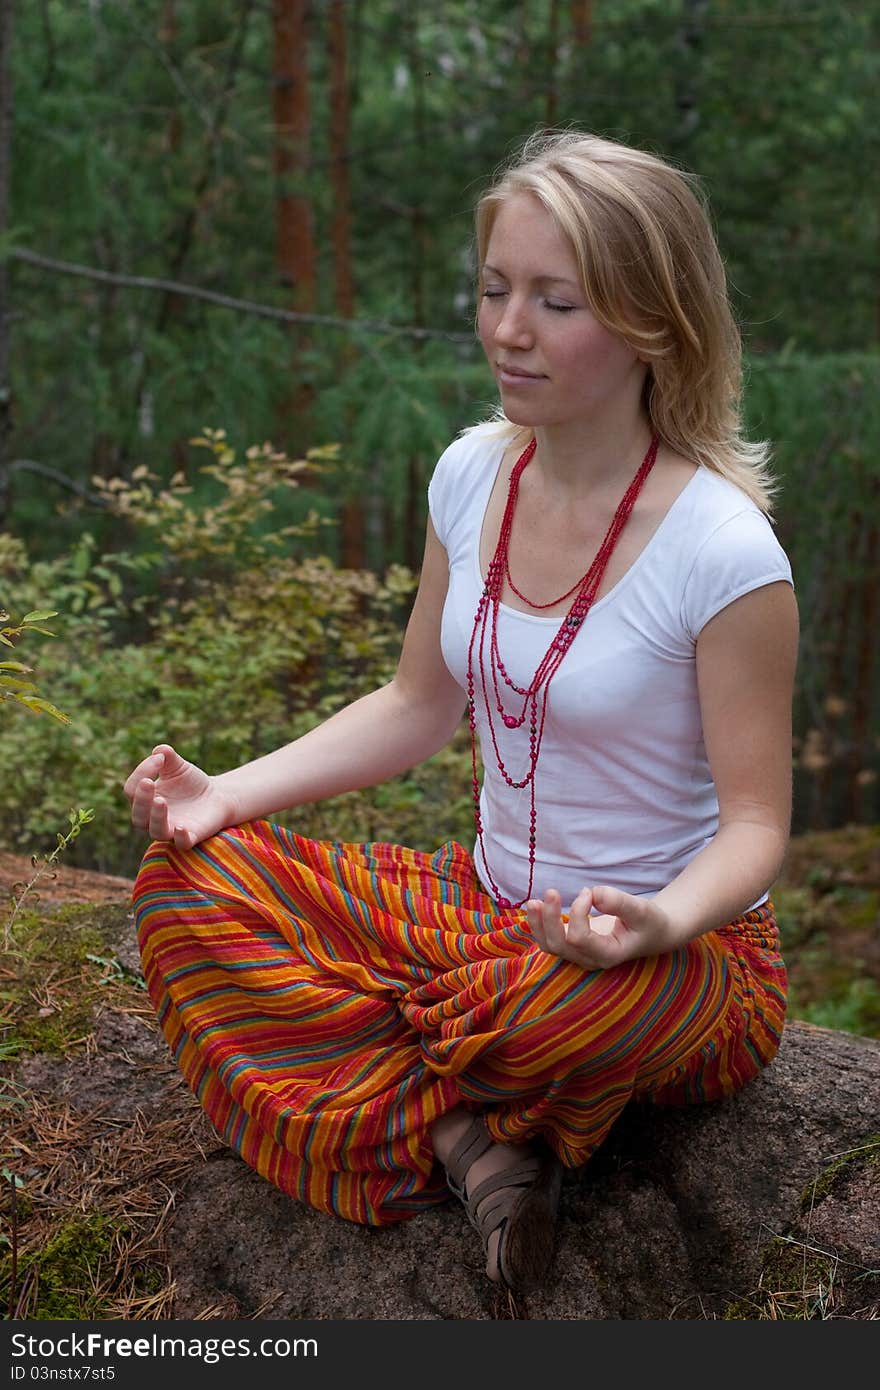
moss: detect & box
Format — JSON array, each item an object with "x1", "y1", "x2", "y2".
[
  {"x1": 722, "y1": 1237, "x2": 841, "y2": 1320},
  {"x1": 0, "y1": 1214, "x2": 123, "y2": 1319},
  {"x1": 724, "y1": 1138, "x2": 880, "y2": 1320},
  {"x1": 800, "y1": 1135, "x2": 880, "y2": 1210},
  {"x1": 1, "y1": 904, "x2": 110, "y2": 1057},
  {"x1": 722, "y1": 1296, "x2": 767, "y2": 1320},
  {"x1": 757, "y1": 1238, "x2": 840, "y2": 1319}
]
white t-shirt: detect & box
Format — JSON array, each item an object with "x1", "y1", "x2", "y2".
[{"x1": 427, "y1": 425, "x2": 794, "y2": 911}]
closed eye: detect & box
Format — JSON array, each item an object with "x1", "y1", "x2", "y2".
[{"x1": 480, "y1": 289, "x2": 576, "y2": 313}]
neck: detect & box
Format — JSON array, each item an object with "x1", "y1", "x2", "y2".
[{"x1": 531, "y1": 392, "x2": 654, "y2": 497}]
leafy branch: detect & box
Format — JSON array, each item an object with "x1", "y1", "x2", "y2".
[
  {"x1": 3, "y1": 807, "x2": 96, "y2": 948},
  {"x1": 0, "y1": 609, "x2": 70, "y2": 723}
]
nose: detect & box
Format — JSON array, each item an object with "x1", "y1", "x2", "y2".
[{"x1": 492, "y1": 295, "x2": 534, "y2": 349}]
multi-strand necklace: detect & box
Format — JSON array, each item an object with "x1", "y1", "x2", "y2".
[{"x1": 466, "y1": 433, "x2": 660, "y2": 909}]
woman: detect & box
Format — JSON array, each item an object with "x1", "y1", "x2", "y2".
[{"x1": 126, "y1": 130, "x2": 798, "y2": 1294}]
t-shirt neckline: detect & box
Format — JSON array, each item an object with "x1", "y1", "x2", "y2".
[{"x1": 473, "y1": 434, "x2": 704, "y2": 624}]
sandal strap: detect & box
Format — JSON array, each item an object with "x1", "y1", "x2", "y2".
[
  {"x1": 444, "y1": 1114, "x2": 494, "y2": 1196},
  {"x1": 465, "y1": 1158, "x2": 544, "y2": 1239}
]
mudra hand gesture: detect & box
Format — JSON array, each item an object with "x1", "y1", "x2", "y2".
[
  {"x1": 123, "y1": 744, "x2": 238, "y2": 849},
  {"x1": 526, "y1": 886, "x2": 674, "y2": 969}
]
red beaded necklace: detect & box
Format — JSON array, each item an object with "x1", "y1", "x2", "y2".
[{"x1": 466, "y1": 433, "x2": 660, "y2": 909}]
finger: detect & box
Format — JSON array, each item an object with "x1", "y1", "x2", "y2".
[
  {"x1": 152, "y1": 743, "x2": 186, "y2": 776},
  {"x1": 563, "y1": 887, "x2": 594, "y2": 947},
  {"x1": 525, "y1": 899, "x2": 548, "y2": 951},
  {"x1": 123, "y1": 751, "x2": 165, "y2": 802},
  {"x1": 130, "y1": 776, "x2": 157, "y2": 829},
  {"x1": 591, "y1": 884, "x2": 647, "y2": 929},
  {"x1": 149, "y1": 795, "x2": 174, "y2": 842},
  {"x1": 539, "y1": 889, "x2": 568, "y2": 955}
]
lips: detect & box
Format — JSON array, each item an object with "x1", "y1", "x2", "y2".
[{"x1": 497, "y1": 363, "x2": 544, "y2": 379}]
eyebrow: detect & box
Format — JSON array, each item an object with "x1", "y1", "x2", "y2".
[{"x1": 481, "y1": 263, "x2": 581, "y2": 290}]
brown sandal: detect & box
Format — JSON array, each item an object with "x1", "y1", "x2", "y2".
[{"x1": 444, "y1": 1113, "x2": 562, "y2": 1292}]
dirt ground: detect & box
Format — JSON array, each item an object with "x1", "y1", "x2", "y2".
[{"x1": 0, "y1": 851, "x2": 135, "y2": 909}]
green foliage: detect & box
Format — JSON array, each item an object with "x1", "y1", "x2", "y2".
[
  {"x1": 6, "y1": 0, "x2": 876, "y2": 560},
  {"x1": 1, "y1": 1214, "x2": 124, "y2": 1320},
  {"x1": 774, "y1": 822, "x2": 880, "y2": 1039},
  {"x1": 3, "y1": 808, "x2": 96, "y2": 949},
  {"x1": 790, "y1": 977, "x2": 880, "y2": 1038},
  {"x1": 0, "y1": 608, "x2": 69, "y2": 724},
  {"x1": 0, "y1": 430, "x2": 474, "y2": 875},
  {"x1": 0, "y1": 602, "x2": 95, "y2": 944},
  {"x1": 746, "y1": 352, "x2": 880, "y2": 831}
]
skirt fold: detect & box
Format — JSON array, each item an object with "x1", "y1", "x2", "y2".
[{"x1": 133, "y1": 820, "x2": 787, "y2": 1225}]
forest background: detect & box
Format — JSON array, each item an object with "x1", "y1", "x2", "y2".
[{"x1": 0, "y1": 1, "x2": 877, "y2": 1017}]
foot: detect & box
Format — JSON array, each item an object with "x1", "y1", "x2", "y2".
[{"x1": 431, "y1": 1109, "x2": 558, "y2": 1286}]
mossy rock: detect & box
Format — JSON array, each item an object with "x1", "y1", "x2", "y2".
[
  {"x1": 724, "y1": 1136, "x2": 880, "y2": 1320},
  {"x1": 1, "y1": 902, "x2": 143, "y2": 1058},
  {"x1": 799, "y1": 1133, "x2": 880, "y2": 1209}
]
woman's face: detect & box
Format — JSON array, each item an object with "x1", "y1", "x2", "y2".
[{"x1": 477, "y1": 193, "x2": 646, "y2": 430}]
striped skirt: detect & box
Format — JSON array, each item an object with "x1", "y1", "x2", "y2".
[{"x1": 133, "y1": 819, "x2": 787, "y2": 1226}]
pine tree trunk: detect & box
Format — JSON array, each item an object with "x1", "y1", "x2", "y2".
[
  {"x1": 402, "y1": 6, "x2": 427, "y2": 574},
  {"x1": 329, "y1": 0, "x2": 363, "y2": 569},
  {"x1": 0, "y1": 0, "x2": 14, "y2": 525},
  {"x1": 675, "y1": 0, "x2": 709, "y2": 143},
  {"x1": 849, "y1": 485, "x2": 879, "y2": 822},
  {"x1": 272, "y1": 0, "x2": 316, "y2": 450},
  {"x1": 545, "y1": 0, "x2": 560, "y2": 128},
  {"x1": 571, "y1": 0, "x2": 592, "y2": 45}
]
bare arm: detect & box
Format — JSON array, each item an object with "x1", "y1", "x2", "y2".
[
  {"x1": 527, "y1": 580, "x2": 800, "y2": 964},
  {"x1": 649, "y1": 578, "x2": 799, "y2": 941},
  {"x1": 126, "y1": 517, "x2": 465, "y2": 844}
]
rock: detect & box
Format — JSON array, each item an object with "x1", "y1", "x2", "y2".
[
  {"x1": 163, "y1": 1021, "x2": 880, "y2": 1320},
  {"x1": 12, "y1": 900, "x2": 880, "y2": 1320}
]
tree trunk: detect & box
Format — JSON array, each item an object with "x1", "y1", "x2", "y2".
[
  {"x1": 516, "y1": 0, "x2": 530, "y2": 66},
  {"x1": 125, "y1": 0, "x2": 255, "y2": 472},
  {"x1": 329, "y1": 1, "x2": 354, "y2": 327},
  {"x1": 545, "y1": 0, "x2": 560, "y2": 128},
  {"x1": 328, "y1": 0, "x2": 363, "y2": 569},
  {"x1": 159, "y1": 0, "x2": 183, "y2": 159},
  {"x1": 570, "y1": 0, "x2": 592, "y2": 46},
  {"x1": 674, "y1": 0, "x2": 709, "y2": 144},
  {"x1": 0, "y1": 0, "x2": 14, "y2": 525},
  {"x1": 849, "y1": 479, "x2": 879, "y2": 822},
  {"x1": 272, "y1": 0, "x2": 316, "y2": 450},
  {"x1": 402, "y1": 7, "x2": 428, "y2": 574}
]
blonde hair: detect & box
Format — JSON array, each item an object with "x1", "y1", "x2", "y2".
[{"x1": 469, "y1": 129, "x2": 777, "y2": 513}]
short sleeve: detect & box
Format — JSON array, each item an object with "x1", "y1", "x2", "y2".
[
  {"x1": 680, "y1": 509, "x2": 794, "y2": 642},
  {"x1": 427, "y1": 440, "x2": 456, "y2": 548},
  {"x1": 426, "y1": 430, "x2": 495, "y2": 549}
]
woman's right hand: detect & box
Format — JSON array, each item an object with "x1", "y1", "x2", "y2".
[{"x1": 123, "y1": 744, "x2": 240, "y2": 849}]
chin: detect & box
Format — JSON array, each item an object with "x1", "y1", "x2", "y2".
[{"x1": 497, "y1": 395, "x2": 537, "y2": 427}]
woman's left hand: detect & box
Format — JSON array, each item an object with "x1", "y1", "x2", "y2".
[{"x1": 525, "y1": 885, "x2": 674, "y2": 969}]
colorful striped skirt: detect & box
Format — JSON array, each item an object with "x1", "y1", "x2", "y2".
[{"x1": 133, "y1": 819, "x2": 787, "y2": 1226}]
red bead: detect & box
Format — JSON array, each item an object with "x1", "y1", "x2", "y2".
[{"x1": 465, "y1": 434, "x2": 658, "y2": 912}]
